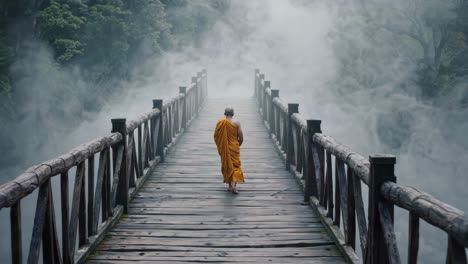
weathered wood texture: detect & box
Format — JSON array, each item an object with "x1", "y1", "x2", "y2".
[
  {"x1": 255, "y1": 69, "x2": 468, "y2": 264},
  {"x1": 88, "y1": 98, "x2": 347, "y2": 263},
  {"x1": 1, "y1": 70, "x2": 207, "y2": 264}
]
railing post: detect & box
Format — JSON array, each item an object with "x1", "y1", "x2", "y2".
[
  {"x1": 269, "y1": 90, "x2": 279, "y2": 136},
  {"x1": 286, "y1": 103, "x2": 299, "y2": 170},
  {"x1": 179, "y1": 87, "x2": 187, "y2": 130},
  {"x1": 197, "y1": 72, "x2": 202, "y2": 108},
  {"x1": 259, "y1": 74, "x2": 265, "y2": 107},
  {"x1": 366, "y1": 154, "x2": 396, "y2": 264},
  {"x1": 254, "y1": 69, "x2": 259, "y2": 98},
  {"x1": 11, "y1": 202, "x2": 22, "y2": 264},
  {"x1": 111, "y1": 118, "x2": 128, "y2": 213},
  {"x1": 304, "y1": 120, "x2": 321, "y2": 202},
  {"x1": 202, "y1": 69, "x2": 207, "y2": 98},
  {"x1": 192, "y1": 76, "x2": 198, "y2": 115},
  {"x1": 153, "y1": 99, "x2": 165, "y2": 162},
  {"x1": 263, "y1": 81, "x2": 270, "y2": 122}
]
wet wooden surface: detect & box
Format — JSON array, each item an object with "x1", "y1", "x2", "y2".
[{"x1": 88, "y1": 98, "x2": 347, "y2": 263}]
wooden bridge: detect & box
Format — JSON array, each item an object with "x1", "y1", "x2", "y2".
[{"x1": 1, "y1": 69, "x2": 468, "y2": 264}]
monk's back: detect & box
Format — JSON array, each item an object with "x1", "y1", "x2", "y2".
[{"x1": 213, "y1": 108, "x2": 245, "y2": 193}]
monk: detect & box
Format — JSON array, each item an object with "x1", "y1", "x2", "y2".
[{"x1": 214, "y1": 107, "x2": 245, "y2": 194}]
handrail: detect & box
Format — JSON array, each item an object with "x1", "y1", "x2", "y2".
[
  {"x1": 254, "y1": 68, "x2": 468, "y2": 264},
  {"x1": 1, "y1": 69, "x2": 207, "y2": 264},
  {"x1": 381, "y1": 182, "x2": 468, "y2": 247},
  {"x1": 0, "y1": 133, "x2": 122, "y2": 208},
  {"x1": 313, "y1": 133, "x2": 370, "y2": 185}
]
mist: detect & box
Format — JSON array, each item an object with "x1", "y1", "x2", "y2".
[{"x1": 1, "y1": 0, "x2": 467, "y2": 263}]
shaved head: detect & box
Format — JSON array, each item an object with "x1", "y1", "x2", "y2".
[{"x1": 224, "y1": 107, "x2": 234, "y2": 117}]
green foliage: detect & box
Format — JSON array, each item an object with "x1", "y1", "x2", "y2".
[
  {"x1": 0, "y1": 0, "x2": 230, "y2": 122},
  {"x1": 82, "y1": 3, "x2": 131, "y2": 78},
  {"x1": 127, "y1": 0, "x2": 172, "y2": 54},
  {"x1": 38, "y1": 2, "x2": 86, "y2": 63},
  {"x1": 0, "y1": 33, "x2": 13, "y2": 117}
]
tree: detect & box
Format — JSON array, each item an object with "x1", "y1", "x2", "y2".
[
  {"x1": 0, "y1": 33, "x2": 13, "y2": 117},
  {"x1": 37, "y1": 2, "x2": 86, "y2": 63},
  {"x1": 81, "y1": 2, "x2": 131, "y2": 81},
  {"x1": 360, "y1": 0, "x2": 467, "y2": 95}
]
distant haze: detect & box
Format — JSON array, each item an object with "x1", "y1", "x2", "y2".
[{"x1": 1, "y1": 1, "x2": 467, "y2": 263}]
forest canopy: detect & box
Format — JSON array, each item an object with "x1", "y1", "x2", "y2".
[{"x1": 0, "y1": 0, "x2": 229, "y2": 166}]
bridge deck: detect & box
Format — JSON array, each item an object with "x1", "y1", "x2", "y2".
[{"x1": 87, "y1": 98, "x2": 347, "y2": 263}]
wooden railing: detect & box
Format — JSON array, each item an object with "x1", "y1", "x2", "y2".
[
  {"x1": 0, "y1": 69, "x2": 207, "y2": 264},
  {"x1": 254, "y1": 69, "x2": 468, "y2": 264}
]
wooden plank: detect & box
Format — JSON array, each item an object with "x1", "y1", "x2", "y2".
[
  {"x1": 88, "y1": 98, "x2": 347, "y2": 263},
  {"x1": 42, "y1": 182, "x2": 62, "y2": 264},
  {"x1": 326, "y1": 152, "x2": 333, "y2": 218},
  {"x1": 93, "y1": 149, "x2": 108, "y2": 233},
  {"x1": 132, "y1": 141, "x2": 140, "y2": 179},
  {"x1": 334, "y1": 156, "x2": 341, "y2": 226},
  {"x1": 87, "y1": 156, "x2": 95, "y2": 237},
  {"x1": 27, "y1": 180, "x2": 50, "y2": 264},
  {"x1": 336, "y1": 159, "x2": 348, "y2": 236},
  {"x1": 105, "y1": 146, "x2": 113, "y2": 218},
  {"x1": 79, "y1": 162, "x2": 88, "y2": 247},
  {"x1": 378, "y1": 202, "x2": 401, "y2": 264},
  {"x1": 137, "y1": 125, "x2": 143, "y2": 177},
  {"x1": 61, "y1": 172, "x2": 71, "y2": 264},
  {"x1": 127, "y1": 133, "x2": 136, "y2": 188},
  {"x1": 69, "y1": 163, "x2": 85, "y2": 262},
  {"x1": 111, "y1": 145, "x2": 124, "y2": 207},
  {"x1": 352, "y1": 169, "x2": 367, "y2": 257},
  {"x1": 408, "y1": 212, "x2": 419, "y2": 264},
  {"x1": 347, "y1": 166, "x2": 356, "y2": 249},
  {"x1": 446, "y1": 235, "x2": 467, "y2": 264},
  {"x1": 10, "y1": 202, "x2": 22, "y2": 264}
]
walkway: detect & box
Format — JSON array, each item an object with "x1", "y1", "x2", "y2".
[{"x1": 87, "y1": 98, "x2": 347, "y2": 263}]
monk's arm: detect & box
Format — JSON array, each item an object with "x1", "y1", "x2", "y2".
[{"x1": 237, "y1": 123, "x2": 244, "y2": 146}]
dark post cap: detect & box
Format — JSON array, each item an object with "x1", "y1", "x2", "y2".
[
  {"x1": 288, "y1": 103, "x2": 299, "y2": 114},
  {"x1": 259, "y1": 74, "x2": 265, "y2": 79},
  {"x1": 264, "y1": 81, "x2": 271, "y2": 88},
  {"x1": 271, "y1": 89, "x2": 279, "y2": 98},
  {"x1": 179, "y1": 86, "x2": 187, "y2": 94},
  {"x1": 153, "y1": 99, "x2": 163, "y2": 109},
  {"x1": 111, "y1": 118, "x2": 126, "y2": 123},
  {"x1": 111, "y1": 118, "x2": 127, "y2": 133},
  {"x1": 306, "y1": 119, "x2": 322, "y2": 133},
  {"x1": 369, "y1": 154, "x2": 396, "y2": 164},
  {"x1": 192, "y1": 76, "x2": 197, "y2": 83}
]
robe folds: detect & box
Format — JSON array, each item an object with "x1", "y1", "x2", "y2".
[{"x1": 214, "y1": 118, "x2": 245, "y2": 183}]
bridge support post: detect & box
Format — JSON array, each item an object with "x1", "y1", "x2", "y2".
[
  {"x1": 269, "y1": 90, "x2": 279, "y2": 137},
  {"x1": 202, "y1": 69, "x2": 208, "y2": 99},
  {"x1": 304, "y1": 120, "x2": 321, "y2": 203},
  {"x1": 111, "y1": 118, "x2": 129, "y2": 213},
  {"x1": 254, "y1": 69, "x2": 259, "y2": 98},
  {"x1": 286, "y1": 103, "x2": 299, "y2": 170},
  {"x1": 263, "y1": 81, "x2": 270, "y2": 123},
  {"x1": 366, "y1": 154, "x2": 396, "y2": 264},
  {"x1": 153, "y1": 100, "x2": 165, "y2": 162},
  {"x1": 180, "y1": 87, "x2": 187, "y2": 131},
  {"x1": 197, "y1": 72, "x2": 203, "y2": 110},
  {"x1": 192, "y1": 77, "x2": 198, "y2": 115},
  {"x1": 258, "y1": 74, "x2": 265, "y2": 109}
]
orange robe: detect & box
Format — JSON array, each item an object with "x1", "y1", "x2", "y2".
[{"x1": 214, "y1": 118, "x2": 245, "y2": 183}]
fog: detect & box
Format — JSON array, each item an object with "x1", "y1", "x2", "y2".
[{"x1": 1, "y1": 0, "x2": 468, "y2": 263}]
